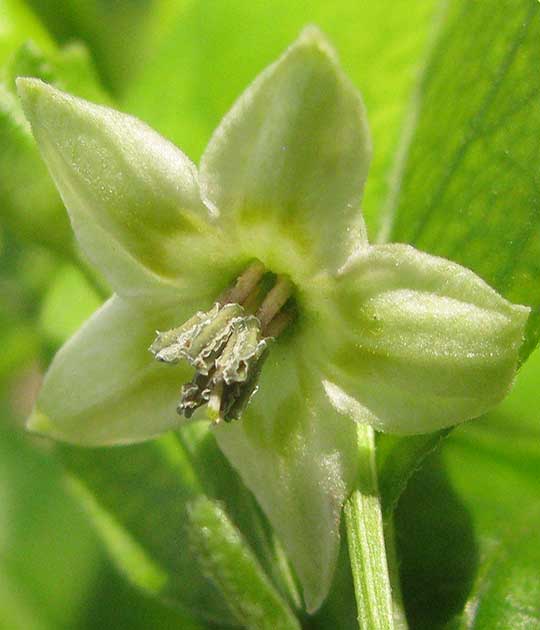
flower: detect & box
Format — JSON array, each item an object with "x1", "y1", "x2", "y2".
[{"x1": 17, "y1": 27, "x2": 529, "y2": 611}]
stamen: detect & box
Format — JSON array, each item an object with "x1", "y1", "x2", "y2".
[
  {"x1": 264, "y1": 309, "x2": 294, "y2": 338},
  {"x1": 257, "y1": 275, "x2": 293, "y2": 332},
  {"x1": 150, "y1": 263, "x2": 294, "y2": 424},
  {"x1": 241, "y1": 284, "x2": 263, "y2": 314},
  {"x1": 218, "y1": 260, "x2": 265, "y2": 306}
]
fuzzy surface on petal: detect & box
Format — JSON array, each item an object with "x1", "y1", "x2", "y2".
[
  {"x1": 17, "y1": 78, "x2": 227, "y2": 310},
  {"x1": 214, "y1": 336, "x2": 360, "y2": 613},
  {"x1": 28, "y1": 295, "x2": 198, "y2": 446},
  {"x1": 200, "y1": 26, "x2": 371, "y2": 273},
  {"x1": 323, "y1": 243, "x2": 530, "y2": 434}
]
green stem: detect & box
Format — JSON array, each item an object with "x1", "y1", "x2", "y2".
[{"x1": 344, "y1": 425, "x2": 398, "y2": 630}]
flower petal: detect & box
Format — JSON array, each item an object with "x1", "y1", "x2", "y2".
[
  {"x1": 325, "y1": 244, "x2": 530, "y2": 434},
  {"x1": 17, "y1": 78, "x2": 224, "y2": 308},
  {"x1": 200, "y1": 26, "x2": 371, "y2": 272},
  {"x1": 28, "y1": 295, "x2": 194, "y2": 446},
  {"x1": 214, "y1": 338, "x2": 359, "y2": 612}
]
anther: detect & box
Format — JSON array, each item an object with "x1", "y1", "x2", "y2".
[{"x1": 149, "y1": 263, "x2": 294, "y2": 424}]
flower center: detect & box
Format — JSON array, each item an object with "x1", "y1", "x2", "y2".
[{"x1": 149, "y1": 261, "x2": 294, "y2": 424}]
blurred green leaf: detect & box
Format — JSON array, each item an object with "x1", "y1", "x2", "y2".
[
  {"x1": 395, "y1": 453, "x2": 478, "y2": 629},
  {"x1": 384, "y1": 0, "x2": 540, "y2": 359},
  {"x1": 56, "y1": 434, "x2": 236, "y2": 624},
  {"x1": 0, "y1": 424, "x2": 100, "y2": 629},
  {"x1": 0, "y1": 0, "x2": 54, "y2": 64},
  {"x1": 56, "y1": 421, "x2": 306, "y2": 624},
  {"x1": 0, "y1": 325, "x2": 40, "y2": 381},
  {"x1": 444, "y1": 431, "x2": 540, "y2": 630},
  {"x1": 187, "y1": 496, "x2": 300, "y2": 630},
  {"x1": 24, "y1": 0, "x2": 184, "y2": 94},
  {"x1": 6, "y1": 39, "x2": 109, "y2": 103},
  {"x1": 39, "y1": 264, "x2": 102, "y2": 345},
  {"x1": 1, "y1": 40, "x2": 110, "y2": 253},
  {"x1": 0, "y1": 238, "x2": 55, "y2": 380},
  {"x1": 394, "y1": 347, "x2": 540, "y2": 629},
  {"x1": 0, "y1": 413, "x2": 208, "y2": 630},
  {"x1": 123, "y1": 0, "x2": 438, "y2": 235},
  {"x1": 377, "y1": 429, "x2": 450, "y2": 520},
  {"x1": 79, "y1": 561, "x2": 210, "y2": 630}
]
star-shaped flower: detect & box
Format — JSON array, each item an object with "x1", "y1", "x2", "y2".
[{"x1": 17, "y1": 27, "x2": 529, "y2": 611}]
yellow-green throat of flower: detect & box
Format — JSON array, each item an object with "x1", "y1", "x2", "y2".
[{"x1": 149, "y1": 261, "x2": 294, "y2": 424}]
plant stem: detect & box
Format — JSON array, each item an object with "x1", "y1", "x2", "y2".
[{"x1": 345, "y1": 425, "x2": 398, "y2": 630}]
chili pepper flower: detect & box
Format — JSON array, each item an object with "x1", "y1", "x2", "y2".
[{"x1": 17, "y1": 27, "x2": 529, "y2": 611}]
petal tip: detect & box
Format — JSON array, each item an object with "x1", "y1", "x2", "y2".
[
  {"x1": 15, "y1": 75, "x2": 43, "y2": 91},
  {"x1": 295, "y1": 24, "x2": 338, "y2": 61},
  {"x1": 16, "y1": 77, "x2": 58, "y2": 124},
  {"x1": 16, "y1": 76, "x2": 43, "y2": 109},
  {"x1": 26, "y1": 408, "x2": 54, "y2": 437}
]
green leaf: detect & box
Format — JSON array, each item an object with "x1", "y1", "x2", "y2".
[
  {"x1": 187, "y1": 496, "x2": 301, "y2": 630},
  {"x1": 0, "y1": 324, "x2": 40, "y2": 382},
  {"x1": 377, "y1": 430, "x2": 450, "y2": 520},
  {"x1": 24, "y1": 0, "x2": 173, "y2": 93},
  {"x1": 0, "y1": 0, "x2": 54, "y2": 66},
  {"x1": 0, "y1": 424, "x2": 100, "y2": 629},
  {"x1": 0, "y1": 40, "x2": 109, "y2": 253},
  {"x1": 5, "y1": 40, "x2": 109, "y2": 104},
  {"x1": 393, "y1": 452, "x2": 478, "y2": 629},
  {"x1": 377, "y1": 0, "x2": 540, "y2": 527},
  {"x1": 394, "y1": 347, "x2": 540, "y2": 629},
  {"x1": 39, "y1": 263, "x2": 102, "y2": 345},
  {"x1": 384, "y1": 0, "x2": 540, "y2": 359},
  {"x1": 56, "y1": 434, "x2": 235, "y2": 625},
  {"x1": 200, "y1": 26, "x2": 371, "y2": 273}
]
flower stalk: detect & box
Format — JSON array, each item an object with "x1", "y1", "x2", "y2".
[{"x1": 345, "y1": 425, "x2": 396, "y2": 630}]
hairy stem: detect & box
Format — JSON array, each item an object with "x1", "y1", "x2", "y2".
[{"x1": 345, "y1": 425, "x2": 400, "y2": 630}]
